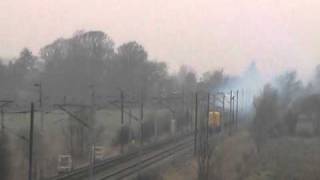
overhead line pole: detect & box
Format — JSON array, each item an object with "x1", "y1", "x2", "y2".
[
  {"x1": 194, "y1": 92, "x2": 198, "y2": 156},
  {"x1": 229, "y1": 90, "x2": 233, "y2": 135},
  {"x1": 55, "y1": 103, "x2": 94, "y2": 179},
  {"x1": 120, "y1": 91, "x2": 124, "y2": 124},
  {"x1": 129, "y1": 107, "x2": 132, "y2": 142},
  {"x1": 1, "y1": 108, "x2": 4, "y2": 132},
  {"x1": 236, "y1": 90, "x2": 239, "y2": 129},
  {"x1": 89, "y1": 85, "x2": 96, "y2": 180},
  {"x1": 232, "y1": 92, "x2": 235, "y2": 130},
  {"x1": 222, "y1": 94, "x2": 225, "y2": 132},
  {"x1": 28, "y1": 102, "x2": 34, "y2": 180},
  {"x1": 120, "y1": 90, "x2": 124, "y2": 154},
  {"x1": 140, "y1": 93, "x2": 144, "y2": 145},
  {"x1": 228, "y1": 90, "x2": 232, "y2": 134},
  {"x1": 34, "y1": 83, "x2": 43, "y2": 130},
  {"x1": 34, "y1": 82, "x2": 44, "y2": 179},
  {"x1": 138, "y1": 89, "x2": 144, "y2": 176},
  {"x1": 206, "y1": 92, "x2": 210, "y2": 180},
  {"x1": 39, "y1": 84, "x2": 43, "y2": 131}
]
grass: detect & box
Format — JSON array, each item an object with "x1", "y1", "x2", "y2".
[
  {"x1": 3, "y1": 107, "x2": 173, "y2": 179},
  {"x1": 158, "y1": 129, "x2": 257, "y2": 180}
]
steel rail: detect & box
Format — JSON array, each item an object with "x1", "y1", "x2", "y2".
[
  {"x1": 100, "y1": 138, "x2": 194, "y2": 180},
  {"x1": 46, "y1": 133, "x2": 193, "y2": 180}
]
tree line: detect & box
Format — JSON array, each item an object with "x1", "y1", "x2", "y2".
[
  {"x1": 252, "y1": 67, "x2": 320, "y2": 152},
  {"x1": 0, "y1": 30, "x2": 233, "y2": 106}
]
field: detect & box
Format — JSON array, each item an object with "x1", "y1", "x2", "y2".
[{"x1": 3, "y1": 107, "x2": 174, "y2": 179}]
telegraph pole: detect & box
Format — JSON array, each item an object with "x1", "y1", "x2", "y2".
[
  {"x1": 194, "y1": 92, "x2": 198, "y2": 155},
  {"x1": 28, "y1": 102, "x2": 34, "y2": 180}
]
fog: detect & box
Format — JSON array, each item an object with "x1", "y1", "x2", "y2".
[
  {"x1": 1, "y1": 0, "x2": 320, "y2": 80},
  {"x1": 1, "y1": 1, "x2": 320, "y2": 180}
]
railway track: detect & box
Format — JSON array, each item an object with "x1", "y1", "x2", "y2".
[
  {"x1": 47, "y1": 133, "x2": 194, "y2": 180},
  {"x1": 97, "y1": 137, "x2": 193, "y2": 180}
]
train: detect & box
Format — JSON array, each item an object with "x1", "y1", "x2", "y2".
[{"x1": 209, "y1": 111, "x2": 221, "y2": 133}]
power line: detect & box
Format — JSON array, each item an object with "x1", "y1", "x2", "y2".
[{"x1": 55, "y1": 104, "x2": 89, "y2": 128}]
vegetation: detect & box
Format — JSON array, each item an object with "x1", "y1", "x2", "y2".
[
  {"x1": 1, "y1": 29, "x2": 320, "y2": 180},
  {"x1": 0, "y1": 132, "x2": 9, "y2": 180}
]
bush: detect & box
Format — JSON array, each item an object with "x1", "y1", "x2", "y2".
[
  {"x1": 0, "y1": 132, "x2": 9, "y2": 180},
  {"x1": 141, "y1": 120, "x2": 155, "y2": 142},
  {"x1": 112, "y1": 125, "x2": 131, "y2": 146},
  {"x1": 252, "y1": 84, "x2": 280, "y2": 152}
]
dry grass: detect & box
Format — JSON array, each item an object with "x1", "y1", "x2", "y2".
[
  {"x1": 220, "y1": 130, "x2": 256, "y2": 180},
  {"x1": 163, "y1": 129, "x2": 257, "y2": 180},
  {"x1": 158, "y1": 128, "x2": 320, "y2": 180},
  {"x1": 161, "y1": 159, "x2": 197, "y2": 180},
  {"x1": 160, "y1": 130, "x2": 256, "y2": 180}
]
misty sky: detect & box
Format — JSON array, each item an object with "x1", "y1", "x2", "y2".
[{"x1": 1, "y1": 0, "x2": 320, "y2": 80}]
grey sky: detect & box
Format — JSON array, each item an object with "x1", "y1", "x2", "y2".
[{"x1": 1, "y1": 0, "x2": 319, "y2": 80}]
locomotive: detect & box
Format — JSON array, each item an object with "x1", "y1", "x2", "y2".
[{"x1": 209, "y1": 111, "x2": 221, "y2": 133}]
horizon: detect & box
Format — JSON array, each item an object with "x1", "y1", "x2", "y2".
[{"x1": 1, "y1": 0, "x2": 320, "y2": 81}]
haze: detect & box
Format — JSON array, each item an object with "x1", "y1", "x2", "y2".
[{"x1": 1, "y1": 0, "x2": 320, "y2": 80}]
